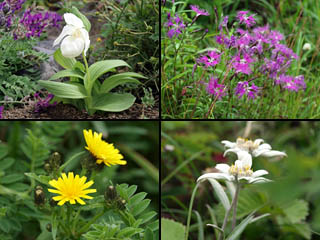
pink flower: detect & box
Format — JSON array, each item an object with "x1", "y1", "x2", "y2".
[
  {"x1": 198, "y1": 50, "x2": 221, "y2": 68},
  {"x1": 206, "y1": 77, "x2": 226, "y2": 99},
  {"x1": 232, "y1": 54, "x2": 254, "y2": 75},
  {"x1": 237, "y1": 11, "x2": 256, "y2": 28},
  {"x1": 190, "y1": 5, "x2": 209, "y2": 17},
  {"x1": 235, "y1": 81, "x2": 259, "y2": 99}
]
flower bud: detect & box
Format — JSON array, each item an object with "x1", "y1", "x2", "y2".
[
  {"x1": 50, "y1": 197, "x2": 57, "y2": 207},
  {"x1": 46, "y1": 223, "x2": 52, "y2": 232},
  {"x1": 104, "y1": 185, "x2": 117, "y2": 201},
  {"x1": 34, "y1": 186, "x2": 45, "y2": 205},
  {"x1": 116, "y1": 198, "x2": 126, "y2": 210}
]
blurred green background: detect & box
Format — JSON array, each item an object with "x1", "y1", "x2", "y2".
[{"x1": 161, "y1": 121, "x2": 320, "y2": 240}]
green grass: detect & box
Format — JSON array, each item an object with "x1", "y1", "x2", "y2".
[{"x1": 161, "y1": 0, "x2": 320, "y2": 119}]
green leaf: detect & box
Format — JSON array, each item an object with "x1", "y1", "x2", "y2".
[
  {"x1": 208, "y1": 179, "x2": 230, "y2": 212},
  {"x1": 92, "y1": 93, "x2": 135, "y2": 112},
  {"x1": 53, "y1": 49, "x2": 76, "y2": 69},
  {"x1": 130, "y1": 192, "x2": 147, "y2": 205},
  {"x1": 226, "y1": 212, "x2": 255, "y2": 240},
  {"x1": 161, "y1": 218, "x2": 185, "y2": 240},
  {"x1": 24, "y1": 173, "x2": 51, "y2": 186},
  {"x1": 0, "y1": 144, "x2": 8, "y2": 160},
  {"x1": 39, "y1": 81, "x2": 87, "y2": 99},
  {"x1": 131, "y1": 199, "x2": 151, "y2": 216},
  {"x1": 292, "y1": 223, "x2": 312, "y2": 240},
  {"x1": 144, "y1": 227, "x2": 154, "y2": 240},
  {"x1": 51, "y1": 213, "x2": 57, "y2": 240},
  {"x1": 7, "y1": 183, "x2": 29, "y2": 191},
  {"x1": 0, "y1": 207, "x2": 7, "y2": 218},
  {"x1": 0, "y1": 218, "x2": 10, "y2": 233},
  {"x1": 71, "y1": 6, "x2": 91, "y2": 32},
  {"x1": 116, "y1": 227, "x2": 143, "y2": 238},
  {"x1": 138, "y1": 211, "x2": 157, "y2": 225},
  {"x1": 0, "y1": 173, "x2": 24, "y2": 184},
  {"x1": 0, "y1": 157, "x2": 15, "y2": 171},
  {"x1": 84, "y1": 60, "x2": 130, "y2": 94},
  {"x1": 49, "y1": 69, "x2": 84, "y2": 80},
  {"x1": 194, "y1": 210, "x2": 204, "y2": 240},
  {"x1": 127, "y1": 185, "x2": 138, "y2": 198},
  {"x1": 282, "y1": 199, "x2": 309, "y2": 224},
  {"x1": 100, "y1": 72, "x2": 145, "y2": 93}
]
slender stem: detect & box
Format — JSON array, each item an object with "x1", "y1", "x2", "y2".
[
  {"x1": 83, "y1": 52, "x2": 94, "y2": 114},
  {"x1": 218, "y1": 178, "x2": 240, "y2": 240},
  {"x1": 77, "y1": 208, "x2": 107, "y2": 236},
  {"x1": 59, "y1": 151, "x2": 86, "y2": 173},
  {"x1": 185, "y1": 182, "x2": 200, "y2": 240},
  {"x1": 232, "y1": 182, "x2": 241, "y2": 230}
]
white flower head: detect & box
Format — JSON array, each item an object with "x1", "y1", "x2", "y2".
[
  {"x1": 197, "y1": 151, "x2": 271, "y2": 184},
  {"x1": 302, "y1": 43, "x2": 311, "y2": 51},
  {"x1": 53, "y1": 13, "x2": 90, "y2": 58},
  {"x1": 221, "y1": 137, "x2": 287, "y2": 159}
]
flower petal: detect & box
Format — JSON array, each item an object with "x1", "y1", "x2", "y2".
[
  {"x1": 61, "y1": 35, "x2": 85, "y2": 58},
  {"x1": 237, "y1": 151, "x2": 252, "y2": 168},
  {"x1": 252, "y1": 169, "x2": 269, "y2": 178},
  {"x1": 64, "y1": 13, "x2": 84, "y2": 28},
  {"x1": 253, "y1": 139, "x2": 264, "y2": 146},
  {"x1": 248, "y1": 177, "x2": 272, "y2": 184},
  {"x1": 221, "y1": 140, "x2": 236, "y2": 149},
  {"x1": 197, "y1": 173, "x2": 233, "y2": 182},
  {"x1": 223, "y1": 148, "x2": 240, "y2": 157},
  {"x1": 53, "y1": 25, "x2": 75, "y2": 47},
  {"x1": 79, "y1": 28, "x2": 90, "y2": 56},
  {"x1": 215, "y1": 164, "x2": 230, "y2": 173}
]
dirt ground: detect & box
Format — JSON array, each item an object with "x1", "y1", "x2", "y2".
[{"x1": 2, "y1": 98, "x2": 159, "y2": 119}]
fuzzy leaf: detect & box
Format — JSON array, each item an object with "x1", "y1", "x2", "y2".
[
  {"x1": 208, "y1": 178, "x2": 231, "y2": 212},
  {"x1": 282, "y1": 199, "x2": 309, "y2": 224},
  {"x1": 0, "y1": 173, "x2": 24, "y2": 184},
  {"x1": 226, "y1": 211, "x2": 255, "y2": 240},
  {"x1": 161, "y1": 218, "x2": 185, "y2": 240}
]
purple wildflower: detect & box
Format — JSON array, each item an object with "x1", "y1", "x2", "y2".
[
  {"x1": 0, "y1": 106, "x2": 4, "y2": 119},
  {"x1": 237, "y1": 11, "x2": 256, "y2": 28},
  {"x1": 34, "y1": 92, "x2": 57, "y2": 113},
  {"x1": 219, "y1": 16, "x2": 229, "y2": 31},
  {"x1": 19, "y1": 10, "x2": 62, "y2": 38},
  {"x1": 190, "y1": 5, "x2": 209, "y2": 17},
  {"x1": 166, "y1": 14, "x2": 185, "y2": 38},
  {"x1": 206, "y1": 77, "x2": 226, "y2": 99},
  {"x1": 235, "y1": 81, "x2": 259, "y2": 99},
  {"x1": 198, "y1": 50, "x2": 221, "y2": 68},
  {"x1": 276, "y1": 74, "x2": 306, "y2": 92},
  {"x1": 232, "y1": 54, "x2": 254, "y2": 75}
]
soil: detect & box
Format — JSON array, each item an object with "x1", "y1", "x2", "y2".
[
  {"x1": 2, "y1": 97, "x2": 159, "y2": 119},
  {"x1": 2, "y1": 94, "x2": 159, "y2": 120}
]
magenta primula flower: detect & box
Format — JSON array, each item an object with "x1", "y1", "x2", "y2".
[
  {"x1": 198, "y1": 50, "x2": 221, "y2": 68},
  {"x1": 235, "y1": 81, "x2": 259, "y2": 99},
  {"x1": 166, "y1": 13, "x2": 185, "y2": 38},
  {"x1": 190, "y1": 5, "x2": 209, "y2": 17},
  {"x1": 237, "y1": 11, "x2": 256, "y2": 28},
  {"x1": 206, "y1": 77, "x2": 227, "y2": 99}
]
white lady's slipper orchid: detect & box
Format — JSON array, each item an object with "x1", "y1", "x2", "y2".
[
  {"x1": 221, "y1": 137, "x2": 286, "y2": 158},
  {"x1": 53, "y1": 13, "x2": 90, "y2": 58},
  {"x1": 197, "y1": 151, "x2": 270, "y2": 184}
]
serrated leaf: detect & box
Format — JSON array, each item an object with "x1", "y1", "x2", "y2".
[
  {"x1": 132, "y1": 199, "x2": 151, "y2": 216},
  {"x1": 208, "y1": 179, "x2": 230, "y2": 212},
  {"x1": 130, "y1": 192, "x2": 147, "y2": 205},
  {"x1": 116, "y1": 227, "x2": 143, "y2": 238},
  {"x1": 161, "y1": 218, "x2": 185, "y2": 240},
  {"x1": 0, "y1": 173, "x2": 24, "y2": 184},
  {"x1": 0, "y1": 157, "x2": 15, "y2": 171},
  {"x1": 282, "y1": 199, "x2": 309, "y2": 224}
]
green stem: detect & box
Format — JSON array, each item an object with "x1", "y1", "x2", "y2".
[
  {"x1": 82, "y1": 52, "x2": 93, "y2": 114},
  {"x1": 59, "y1": 151, "x2": 86, "y2": 173},
  {"x1": 185, "y1": 182, "x2": 200, "y2": 240},
  {"x1": 77, "y1": 208, "x2": 107, "y2": 236},
  {"x1": 231, "y1": 182, "x2": 240, "y2": 230},
  {"x1": 218, "y1": 178, "x2": 240, "y2": 240}
]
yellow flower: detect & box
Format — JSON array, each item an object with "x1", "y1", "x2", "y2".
[
  {"x1": 83, "y1": 129, "x2": 127, "y2": 167},
  {"x1": 48, "y1": 172, "x2": 96, "y2": 206},
  {"x1": 97, "y1": 37, "x2": 102, "y2": 42}
]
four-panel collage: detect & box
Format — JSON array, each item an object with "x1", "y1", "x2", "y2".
[{"x1": 0, "y1": 0, "x2": 319, "y2": 239}]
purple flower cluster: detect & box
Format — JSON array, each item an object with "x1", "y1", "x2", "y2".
[
  {"x1": 19, "y1": 10, "x2": 62, "y2": 38},
  {"x1": 166, "y1": 13, "x2": 185, "y2": 38},
  {"x1": 190, "y1": 5, "x2": 209, "y2": 17},
  {"x1": 0, "y1": 106, "x2": 4, "y2": 119},
  {"x1": 237, "y1": 11, "x2": 256, "y2": 28},
  {"x1": 198, "y1": 50, "x2": 221, "y2": 68},
  {"x1": 206, "y1": 77, "x2": 226, "y2": 100},
  {"x1": 34, "y1": 92, "x2": 57, "y2": 113},
  {"x1": 235, "y1": 81, "x2": 259, "y2": 99}
]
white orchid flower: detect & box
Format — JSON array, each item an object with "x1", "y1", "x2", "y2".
[
  {"x1": 197, "y1": 151, "x2": 271, "y2": 184},
  {"x1": 53, "y1": 13, "x2": 90, "y2": 58},
  {"x1": 221, "y1": 137, "x2": 286, "y2": 158}
]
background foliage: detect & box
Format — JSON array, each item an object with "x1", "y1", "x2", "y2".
[
  {"x1": 161, "y1": 121, "x2": 320, "y2": 239},
  {"x1": 0, "y1": 121, "x2": 159, "y2": 239}
]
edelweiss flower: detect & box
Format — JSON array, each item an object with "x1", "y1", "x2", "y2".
[
  {"x1": 53, "y1": 13, "x2": 90, "y2": 58},
  {"x1": 222, "y1": 137, "x2": 287, "y2": 158},
  {"x1": 48, "y1": 172, "x2": 96, "y2": 205},
  {"x1": 197, "y1": 151, "x2": 270, "y2": 184},
  {"x1": 83, "y1": 129, "x2": 126, "y2": 167}
]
